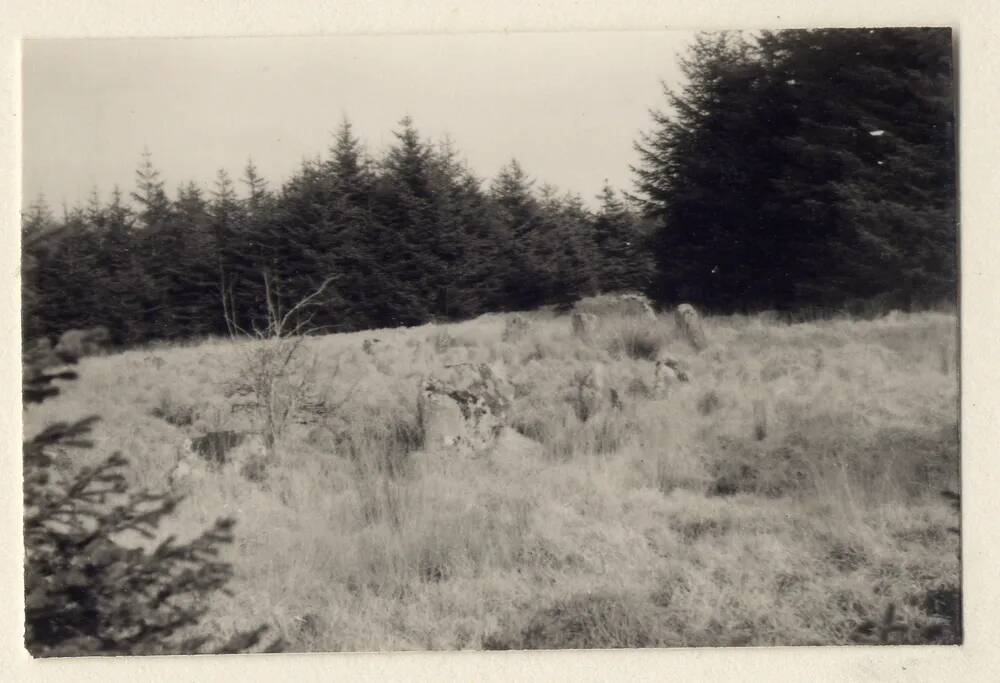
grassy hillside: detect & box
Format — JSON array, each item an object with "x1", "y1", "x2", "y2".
[{"x1": 23, "y1": 308, "x2": 961, "y2": 650}]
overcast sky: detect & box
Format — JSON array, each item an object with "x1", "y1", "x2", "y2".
[{"x1": 22, "y1": 31, "x2": 693, "y2": 211}]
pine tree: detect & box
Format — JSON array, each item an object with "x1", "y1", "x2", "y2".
[
  {"x1": 22, "y1": 335, "x2": 278, "y2": 656},
  {"x1": 633, "y1": 29, "x2": 956, "y2": 312},
  {"x1": 537, "y1": 187, "x2": 599, "y2": 305},
  {"x1": 593, "y1": 183, "x2": 652, "y2": 293},
  {"x1": 173, "y1": 182, "x2": 219, "y2": 335},
  {"x1": 317, "y1": 119, "x2": 379, "y2": 330},
  {"x1": 371, "y1": 117, "x2": 439, "y2": 324},
  {"x1": 489, "y1": 159, "x2": 549, "y2": 310},
  {"x1": 131, "y1": 150, "x2": 184, "y2": 338},
  {"x1": 94, "y1": 188, "x2": 145, "y2": 344},
  {"x1": 236, "y1": 159, "x2": 276, "y2": 330},
  {"x1": 131, "y1": 148, "x2": 171, "y2": 228},
  {"x1": 22, "y1": 195, "x2": 57, "y2": 340},
  {"x1": 210, "y1": 169, "x2": 246, "y2": 335}
]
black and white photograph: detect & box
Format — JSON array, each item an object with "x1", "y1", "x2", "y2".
[{"x1": 19, "y1": 26, "x2": 960, "y2": 658}]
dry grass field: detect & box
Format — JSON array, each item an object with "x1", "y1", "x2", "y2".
[{"x1": 23, "y1": 306, "x2": 961, "y2": 650}]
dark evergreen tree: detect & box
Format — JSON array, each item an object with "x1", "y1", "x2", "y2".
[
  {"x1": 317, "y1": 120, "x2": 380, "y2": 330},
  {"x1": 22, "y1": 195, "x2": 57, "y2": 341},
  {"x1": 370, "y1": 117, "x2": 440, "y2": 324},
  {"x1": 593, "y1": 183, "x2": 654, "y2": 294},
  {"x1": 537, "y1": 186, "x2": 599, "y2": 305},
  {"x1": 23, "y1": 334, "x2": 278, "y2": 656},
  {"x1": 757, "y1": 28, "x2": 957, "y2": 309},
  {"x1": 235, "y1": 159, "x2": 277, "y2": 330},
  {"x1": 173, "y1": 182, "x2": 221, "y2": 335},
  {"x1": 209, "y1": 169, "x2": 245, "y2": 335},
  {"x1": 94, "y1": 188, "x2": 145, "y2": 344},
  {"x1": 633, "y1": 29, "x2": 956, "y2": 313},
  {"x1": 490, "y1": 159, "x2": 550, "y2": 310},
  {"x1": 130, "y1": 150, "x2": 185, "y2": 338}
]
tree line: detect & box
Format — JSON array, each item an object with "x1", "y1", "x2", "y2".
[
  {"x1": 22, "y1": 118, "x2": 653, "y2": 345},
  {"x1": 22, "y1": 28, "x2": 956, "y2": 347}
]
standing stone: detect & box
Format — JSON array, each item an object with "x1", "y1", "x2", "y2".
[
  {"x1": 653, "y1": 361, "x2": 680, "y2": 398},
  {"x1": 675, "y1": 304, "x2": 707, "y2": 351},
  {"x1": 417, "y1": 363, "x2": 514, "y2": 454},
  {"x1": 618, "y1": 293, "x2": 657, "y2": 320},
  {"x1": 653, "y1": 352, "x2": 689, "y2": 397},
  {"x1": 571, "y1": 311, "x2": 599, "y2": 341},
  {"x1": 575, "y1": 363, "x2": 606, "y2": 421}
]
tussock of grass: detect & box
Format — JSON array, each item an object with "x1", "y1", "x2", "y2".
[
  {"x1": 23, "y1": 309, "x2": 960, "y2": 650},
  {"x1": 483, "y1": 590, "x2": 673, "y2": 650},
  {"x1": 606, "y1": 320, "x2": 664, "y2": 361}
]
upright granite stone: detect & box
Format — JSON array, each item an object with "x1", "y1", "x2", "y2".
[
  {"x1": 674, "y1": 304, "x2": 707, "y2": 351},
  {"x1": 571, "y1": 311, "x2": 599, "y2": 341},
  {"x1": 617, "y1": 292, "x2": 657, "y2": 320},
  {"x1": 574, "y1": 292, "x2": 657, "y2": 320},
  {"x1": 574, "y1": 363, "x2": 606, "y2": 422},
  {"x1": 653, "y1": 353, "x2": 689, "y2": 397}
]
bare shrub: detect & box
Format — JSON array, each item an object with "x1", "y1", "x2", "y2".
[
  {"x1": 223, "y1": 274, "x2": 338, "y2": 455},
  {"x1": 226, "y1": 336, "x2": 319, "y2": 453}
]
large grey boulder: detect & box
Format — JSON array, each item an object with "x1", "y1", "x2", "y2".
[
  {"x1": 574, "y1": 292, "x2": 657, "y2": 320},
  {"x1": 674, "y1": 304, "x2": 707, "y2": 351},
  {"x1": 417, "y1": 363, "x2": 514, "y2": 454},
  {"x1": 617, "y1": 293, "x2": 657, "y2": 320}
]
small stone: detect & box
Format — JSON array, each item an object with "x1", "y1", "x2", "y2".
[{"x1": 571, "y1": 311, "x2": 599, "y2": 341}]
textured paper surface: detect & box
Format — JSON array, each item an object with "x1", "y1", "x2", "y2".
[{"x1": 2, "y1": 1, "x2": 998, "y2": 680}]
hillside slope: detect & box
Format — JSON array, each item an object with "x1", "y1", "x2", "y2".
[{"x1": 23, "y1": 308, "x2": 961, "y2": 649}]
